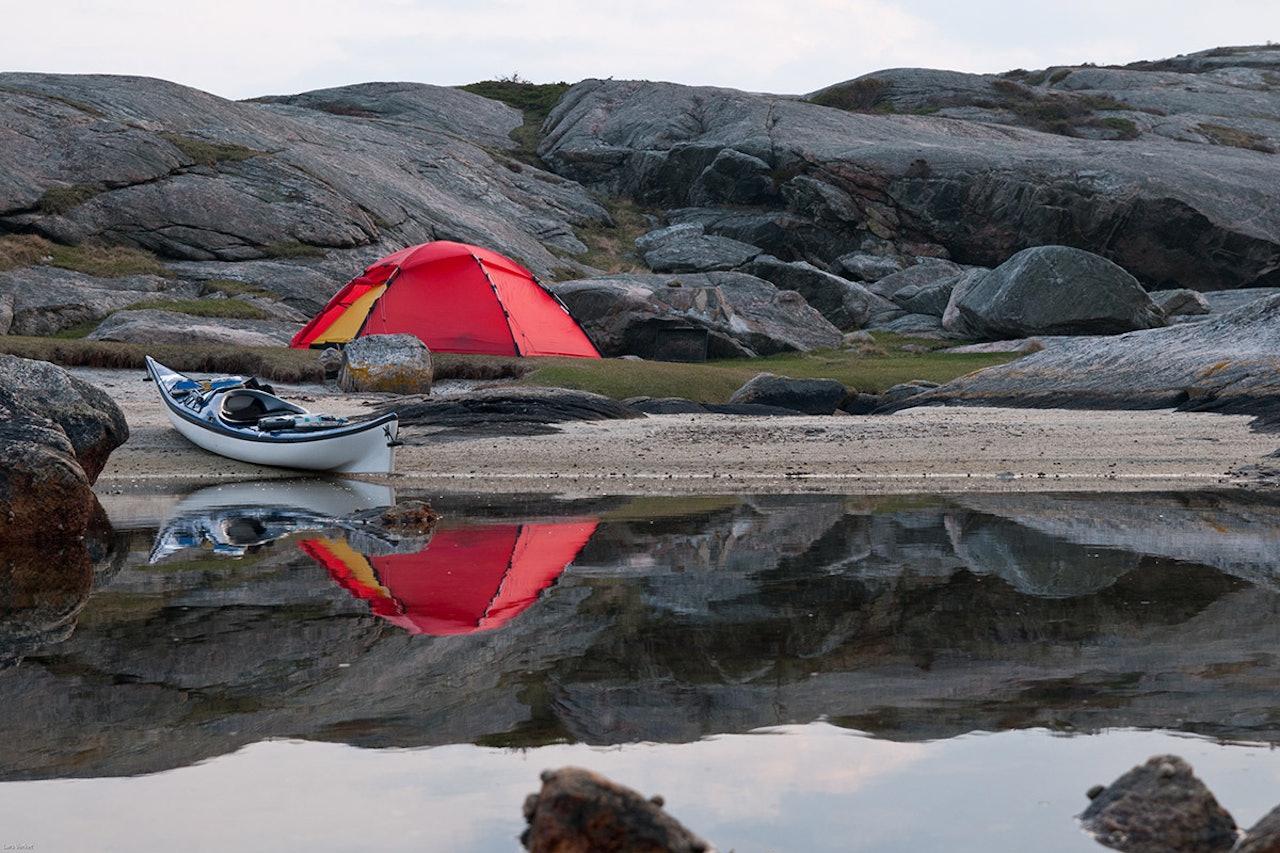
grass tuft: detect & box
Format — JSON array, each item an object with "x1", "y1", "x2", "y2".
[
  {"x1": 0, "y1": 339, "x2": 534, "y2": 386},
  {"x1": 39, "y1": 183, "x2": 105, "y2": 214},
  {"x1": 0, "y1": 234, "x2": 54, "y2": 269},
  {"x1": 0, "y1": 234, "x2": 171, "y2": 277},
  {"x1": 560, "y1": 195, "x2": 653, "y2": 276},
  {"x1": 458, "y1": 79, "x2": 573, "y2": 167},
  {"x1": 199, "y1": 279, "x2": 276, "y2": 300},
  {"x1": 161, "y1": 133, "x2": 260, "y2": 168},
  {"x1": 0, "y1": 338, "x2": 327, "y2": 383},
  {"x1": 119, "y1": 299, "x2": 272, "y2": 320},
  {"x1": 1196, "y1": 123, "x2": 1276, "y2": 153},
  {"x1": 810, "y1": 78, "x2": 894, "y2": 113}
]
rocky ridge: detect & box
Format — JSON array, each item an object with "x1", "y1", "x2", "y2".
[
  {"x1": 2, "y1": 46, "x2": 1280, "y2": 351},
  {"x1": 1, "y1": 46, "x2": 1280, "y2": 450}
]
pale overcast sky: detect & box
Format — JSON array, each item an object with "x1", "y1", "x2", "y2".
[{"x1": 6, "y1": 0, "x2": 1279, "y2": 100}]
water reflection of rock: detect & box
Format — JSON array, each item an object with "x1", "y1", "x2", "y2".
[
  {"x1": 0, "y1": 541, "x2": 96, "y2": 670},
  {"x1": 556, "y1": 491, "x2": 1280, "y2": 744},
  {"x1": 0, "y1": 505, "x2": 127, "y2": 671},
  {"x1": 1, "y1": 490, "x2": 1279, "y2": 781},
  {"x1": 956, "y1": 491, "x2": 1280, "y2": 588}
]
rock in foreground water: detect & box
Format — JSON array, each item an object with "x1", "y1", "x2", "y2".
[
  {"x1": 1080, "y1": 754, "x2": 1237, "y2": 852},
  {"x1": 522, "y1": 767, "x2": 712, "y2": 853}
]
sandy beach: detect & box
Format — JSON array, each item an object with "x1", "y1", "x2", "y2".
[{"x1": 78, "y1": 367, "x2": 1280, "y2": 497}]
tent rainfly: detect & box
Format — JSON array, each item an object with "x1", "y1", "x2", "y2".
[{"x1": 290, "y1": 240, "x2": 601, "y2": 357}]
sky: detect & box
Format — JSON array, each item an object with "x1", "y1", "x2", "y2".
[{"x1": 5, "y1": 0, "x2": 1279, "y2": 100}]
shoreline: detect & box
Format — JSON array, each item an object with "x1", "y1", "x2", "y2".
[{"x1": 75, "y1": 367, "x2": 1280, "y2": 500}]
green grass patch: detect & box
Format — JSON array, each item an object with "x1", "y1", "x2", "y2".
[
  {"x1": 39, "y1": 182, "x2": 105, "y2": 214},
  {"x1": 520, "y1": 343, "x2": 1018, "y2": 401},
  {"x1": 558, "y1": 194, "x2": 653, "y2": 276},
  {"x1": 0, "y1": 339, "x2": 529, "y2": 386},
  {"x1": 809, "y1": 78, "x2": 894, "y2": 112},
  {"x1": 0, "y1": 234, "x2": 171, "y2": 277},
  {"x1": 1197, "y1": 122, "x2": 1276, "y2": 153},
  {"x1": 161, "y1": 132, "x2": 260, "y2": 168},
  {"x1": 526, "y1": 356, "x2": 755, "y2": 401},
  {"x1": 199, "y1": 278, "x2": 276, "y2": 300},
  {"x1": 0, "y1": 335, "x2": 1018, "y2": 401},
  {"x1": 431, "y1": 353, "x2": 534, "y2": 382},
  {"x1": 458, "y1": 79, "x2": 573, "y2": 166},
  {"x1": 118, "y1": 299, "x2": 272, "y2": 320},
  {"x1": 0, "y1": 234, "x2": 55, "y2": 269},
  {"x1": 1098, "y1": 116, "x2": 1140, "y2": 140},
  {"x1": 459, "y1": 78, "x2": 573, "y2": 114},
  {"x1": 0, "y1": 337, "x2": 328, "y2": 383},
  {"x1": 54, "y1": 244, "x2": 171, "y2": 278}
]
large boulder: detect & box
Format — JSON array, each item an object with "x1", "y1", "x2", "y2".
[
  {"x1": 743, "y1": 255, "x2": 895, "y2": 329},
  {"x1": 890, "y1": 279, "x2": 959, "y2": 318},
  {"x1": 337, "y1": 334, "x2": 433, "y2": 394},
  {"x1": 522, "y1": 767, "x2": 711, "y2": 853},
  {"x1": 1152, "y1": 288, "x2": 1212, "y2": 319},
  {"x1": 832, "y1": 252, "x2": 908, "y2": 283},
  {"x1": 636, "y1": 222, "x2": 761, "y2": 273},
  {"x1": 552, "y1": 271, "x2": 842, "y2": 359},
  {"x1": 1080, "y1": 754, "x2": 1237, "y2": 852},
  {"x1": 948, "y1": 246, "x2": 1166, "y2": 339},
  {"x1": 0, "y1": 393, "x2": 96, "y2": 542},
  {"x1": 0, "y1": 355, "x2": 129, "y2": 483},
  {"x1": 729, "y1": 373, "x2": 851, "y2": 414},
  {"x1": 868, "y1": 258, "x2": 965, "y2": 301}
]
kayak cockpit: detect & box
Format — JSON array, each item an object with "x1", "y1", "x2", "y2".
[{"x1": 218, "y1": 389, "x2": 307, "y2": 425}]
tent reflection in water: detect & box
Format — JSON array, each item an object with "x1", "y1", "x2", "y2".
[
  {"x1": 300, "y1": 520, "x2": 598, "y2": 635},
  {"x1": 290, "y1": 240, "x2": 601, "y2": 358}
]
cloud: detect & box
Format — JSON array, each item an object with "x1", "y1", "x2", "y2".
[{"x1": 5, "y1": 0, "x2": 1280, "y2": 100}]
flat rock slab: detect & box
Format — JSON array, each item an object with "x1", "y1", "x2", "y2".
[
  {"x1": 383, "y1": 386, "x2": 645, "y2": 437},
  {"x1": 894, "y1": 294, "x2": 1280, "y2": 430}
]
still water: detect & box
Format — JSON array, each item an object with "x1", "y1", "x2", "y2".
[{"x1": 3, "y1": 482, "x2": 1280, "y2": 851}]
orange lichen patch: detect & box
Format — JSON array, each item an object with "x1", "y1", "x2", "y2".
[{"x1": 1200, "y1": 361, "x2": 1234, "y2": 377}]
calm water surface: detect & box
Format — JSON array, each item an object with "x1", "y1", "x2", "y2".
[{"x1": 3, "y1": 481, "x2": 1280, "y2": 852}]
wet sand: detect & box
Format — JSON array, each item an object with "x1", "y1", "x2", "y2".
[{"x1": 78, "y1": 367, "x2": 1280, "y2": 497}]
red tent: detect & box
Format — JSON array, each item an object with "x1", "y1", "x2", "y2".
[
  {"x1": 290, "y1": 241, "x2": 600, "y2": 357},
  {"x1": 300, "y1": 519, "x2": 598, "y2": 635}
]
